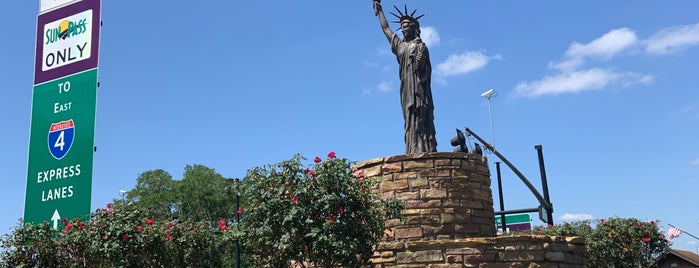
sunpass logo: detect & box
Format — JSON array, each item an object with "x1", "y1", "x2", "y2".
[
  {"x1": 45, "y1": 18, "x2": 88, "y2": 45},
  {"x1": 42, "y1": 9, "x2": 93, "y2": 72}
]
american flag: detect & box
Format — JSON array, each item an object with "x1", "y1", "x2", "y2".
[{"x1": 668, "y1": 226, "x2": 683, "y2": 240}]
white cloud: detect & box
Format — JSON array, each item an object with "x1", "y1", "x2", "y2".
[
  {"x1": 560, "y1": 213, "x2": 595, "y2": 222},
  {"x1": 512, "y1": 68, "x2": 652, "y2": 98},
  {"x1": 436, "y1": 51, "x2": 501, "y2": 77},
  {"x1": 645, "y1": 22, "x2": 699, "y2": 54},
  {"x1": 513, "y1": 27, "x2": 661, "y2": 98},
  {"x1": 377, "y1": 80, "x2": 393, "y2": 92},
  {"x1": 565, "y1": 28, "x2": 638, "y2": 59},
  {"x1": 513, "y1": 68, "x2": 616, "y2": 97},
  {"x1": 551, "y1": 28, "x2": 638, "y2": 72},
  {"x1": 692, "y1": 158, "x2": 699, "y2": 166},
  {"x1": 363, "y1": 60, "x2": 378, "y2": 68},
  {"x1": 668, "y1": 103, "x2": 699, "y2": 119},
  {"x1": 420, "y1": 26, "x2": 440, "y2": 47}
]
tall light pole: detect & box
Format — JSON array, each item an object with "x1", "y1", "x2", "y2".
[{"x1": 481, "y1": 89, "x2": 497, "y2": 149}]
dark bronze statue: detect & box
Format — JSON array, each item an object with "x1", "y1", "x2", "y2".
[{"x1": 374, "y1": 1, "x2": 438, "y2": 154}]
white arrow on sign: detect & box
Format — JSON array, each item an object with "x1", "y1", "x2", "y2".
[{"x1": 51, "y1": 209, "x2": 61, "y2": 229}]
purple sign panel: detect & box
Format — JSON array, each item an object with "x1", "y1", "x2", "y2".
[{"x1": 34, "y1": 0, "x2": 100, "y2": 85}]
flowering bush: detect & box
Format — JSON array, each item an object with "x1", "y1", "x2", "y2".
[
  {"x1": 0, "y1": 203, "x2": 238, "y2": 267},
  {"x1": 1, "y1": 153, "x2": 402, "y2": 267},
  {"x1": 525, "y1": 217, "x2": 670, "y2": 267},
  {"x1": 239, "y1": 153, "x2": 403, "y2": 267}
]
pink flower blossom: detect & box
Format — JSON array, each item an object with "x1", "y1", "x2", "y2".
[{"x1": 219, "y1": 218, "x2": 227, "y2": 231}]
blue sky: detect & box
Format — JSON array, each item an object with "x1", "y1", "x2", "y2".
[{"x1": 3, "y1": 1, "x2": 699, "y2": 252}]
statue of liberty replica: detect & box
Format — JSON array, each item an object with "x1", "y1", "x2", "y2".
[{"x1": 373, "y1": 1, "x2": 438, "y2": 154}]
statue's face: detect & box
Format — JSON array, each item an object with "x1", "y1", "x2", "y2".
[{"x1": 401, "y1": 19, "x2": 416, "y2": 39}]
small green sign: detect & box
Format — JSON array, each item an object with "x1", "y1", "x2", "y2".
[
  {"x1": 495, "y1": 213, "x2": 531, "y2": 225},
  {"x1": 24, "y1": 69, "x2": 97, "y2": 226}
]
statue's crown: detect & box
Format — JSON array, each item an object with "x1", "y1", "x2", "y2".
[{"x1": 390, "y1": 4, "x2": 424, "y2": 29}]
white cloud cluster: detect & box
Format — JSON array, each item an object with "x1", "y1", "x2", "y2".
[
  {"x1": 559, "y1": 213, "x2": 595, "y2": 222},
  {"x1": 436, "y1": 51, "x2": 502, "y2": 77},
  {"x1": 420, "y1": 26, "x2": 441, "y2": 47},
  {"x1": 377, "y1": 80, "x2": 394, "y2": 92},
  {"x1": 692, "y1": 158, "x2": 699, "y2": 166},
  {"x1": 513, "y1": 22, "x2": 699, "y2": 98},
  {"x1": 645, "y1": 22, "x2": 699, "y2": 54}
]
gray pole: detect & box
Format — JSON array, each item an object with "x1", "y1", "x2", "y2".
[
  {"x1": 496, "y1": 162, "x2": 506, "y2": 232},
  {"x1": 535, "y1": 145, "x2": 553, "y2": 225},
  {"x1": 235, "y1": 179, "x2": 241, "y2": 268}
]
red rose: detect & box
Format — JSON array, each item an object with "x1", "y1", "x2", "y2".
[
  {"x1": 291, "y1": 196, "x2": 298, "y2": 204},
  {"x1": 237, "y1": 206, "x2": 243, "y2": 214},
  {"x1": 642, "y1": 237, "x2": 650, "y2": 243},
  {"x1": 218, "y1": 218, "x2": 227, "y2": 231},
  {"x1": 166, "y1": 234, "x2": 173, "y2": 241},
  {"x1": 122, "y1": 234, "x2": 129, "y2": 241},
  {"x1": 337, "y1": 206, "x2": 344, "y2": 215},
  {"x1": 145, "y1": 219, "x2": 154, "y2": 225},
  {"x1": 63, "y1": 223, "x2": 73, "y2": 232},
  {"x1": 78, "y1": 223, "x2": 85, "y2": 231},
  {"x1": 309, "y1": 171, "x2": 316, "y2": 178},
  {"x1": 327, "y1": 151, "x2": 336, "y2": 159},
  {"x1": 136, "y1": 226, "x2": 143, "y2": 231},
  {"x1": 327, "y1": 216, "x2": 335, "y2": 222},
  {"x1": 357, "y1": 171, "x2": 365, "y2": 182},
  {"x1": 599, "y1": 219, "x2": 605, "y2": 223},
  {"x1": 314, "y1": 157, "x2": 322, "y2": 163},
  {"x1": 303, "y1": 168, "x2": 310, "y2": 174},
  {"x1": 107, "y1": 203, "x2": 113, "y2": 209},
  {"x1": 61, "y1": 218, "x2": 67, "y2": 223}
]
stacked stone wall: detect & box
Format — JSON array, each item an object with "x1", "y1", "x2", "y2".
[
  {"x1": 355, "y1": 152, "x2": 497, "y2": 240},
  {"x1": 355, "y1": 153, "x2": 588, "y2": 267}
]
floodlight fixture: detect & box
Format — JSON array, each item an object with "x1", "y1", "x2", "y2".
[{"x1": 481, "y1": 89, "x2": 495, "y2": 98}]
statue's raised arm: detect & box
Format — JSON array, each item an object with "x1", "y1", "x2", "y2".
[{"x1": 373, "y1": 0, "x2": 394, "y2": 42}]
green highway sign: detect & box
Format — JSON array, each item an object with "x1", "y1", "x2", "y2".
[
  {"x1": 25, "y1": 0, "x2": 100, "y2": 226},
  {"x1": 25, "y1": 70, "x2": 98, "y2": 225},
  {"x1": 495, "y1": 213, "x2": 532, "y2": 232},
  {"x1": 495, "y1": 213, "x2": 531, "y2": 225}
]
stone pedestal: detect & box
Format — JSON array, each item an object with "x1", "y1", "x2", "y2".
[
  {"x1": 355, "y1": 152, "x2": 496, "y2": 240},
  {"x1": 355, "y1": 153, "x2": 588, "y2": 267}
]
